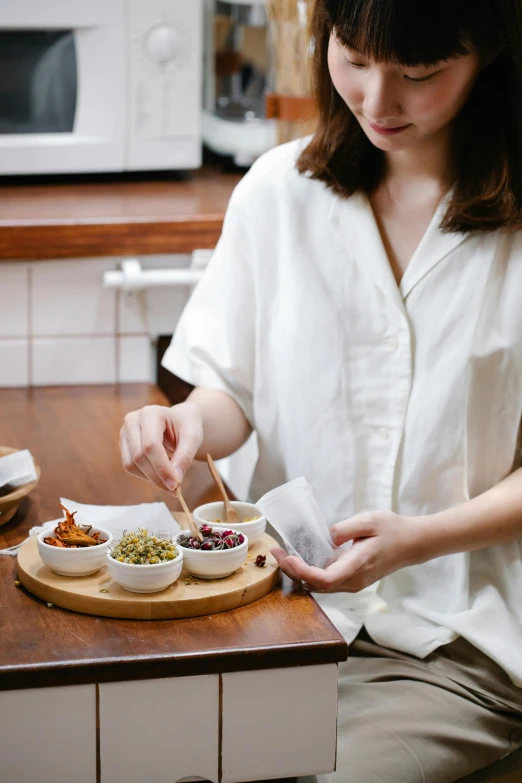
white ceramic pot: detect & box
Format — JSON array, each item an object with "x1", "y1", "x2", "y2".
[
  {"x1": 177, "y1": 528, "x2": 248, "y2": 579},
  {"x1": 193, "y1": 501, "x2": 265, "y2": 547},
  {"x1": 37, "y1": 527, "x2": 113, "y2": 577},
  {"x1": 106, "y1": 546, "x2": 183, "y2": 593}
]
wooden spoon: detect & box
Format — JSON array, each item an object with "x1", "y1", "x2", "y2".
[
  {"x1": 206, "y1": 453, "x2": 241, "y2": 525},
  {"x1": 175, "y1": 486, "x2": 203, "y2": 543}
]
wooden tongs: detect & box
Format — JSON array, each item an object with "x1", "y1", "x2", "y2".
[
  {"x1": 206, "y1": 453, "x2": 241, "y2": 525},
  {"x1": 175, "y1": 486, "x2": 203, "y2": 543}
]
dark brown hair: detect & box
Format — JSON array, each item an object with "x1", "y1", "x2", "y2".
[{"x1": 297, "y1": 0, "x2": 522, "y2": 232}]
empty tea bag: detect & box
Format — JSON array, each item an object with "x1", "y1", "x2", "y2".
[
  {"x1": 256, "y1": 476, "x2": 341, "y2": 569},
  {"x1": 0, "y1": 450, "x2": 37, "y2": 494}
]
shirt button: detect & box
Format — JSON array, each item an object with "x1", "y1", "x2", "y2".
[
  {"x1": 385, "y1": 337, "x2": 399, "y2": 350},
  {"x1": 377, "y1": 428, "x2": 389, "y2": 441}
]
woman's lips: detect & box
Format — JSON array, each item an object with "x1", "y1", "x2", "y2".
[{"x1": 367, "y1": 120, "x2": 411, "y2": 135}]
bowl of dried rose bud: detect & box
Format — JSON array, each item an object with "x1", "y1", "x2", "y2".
[
  {"x1": 37, "y1": 504, "x2": 113, "y2": 577},
  {"x1": 177, "y1": 524, "x2": 248, "y2": 579},
  {"x1": 193, "y1": 501, "x2": 266, "y2": 547},
  {"x1": 107, "y1": 528, "x2": 183, "y2": 593}
]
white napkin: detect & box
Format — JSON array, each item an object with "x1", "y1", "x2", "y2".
[
  {"x1": 256, "y1": 476, "x2": 341, "y2": 569},
  {"x1": 0, "y1": 497, "x2": 182, "y2": 557},
  {"x1": 0, "y1": 450, "x2": 37, "y2": 493}
]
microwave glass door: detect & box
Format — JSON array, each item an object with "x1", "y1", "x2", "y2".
[{"x1": 0, "y1": 31, "x2": 77, "y2": 135}]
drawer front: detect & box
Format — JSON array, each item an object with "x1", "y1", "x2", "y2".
[
  {"x1": 0, "y1": 684, "x2": 96, "y2": 783},
  {"x1": 99, "y1": 674, "x2": 219, "y2": 783},
  {"x1": 221, "y1": 664, "x2": 338, "y2": 783}
]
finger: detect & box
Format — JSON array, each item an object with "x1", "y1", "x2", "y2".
[
  {"x1": 330, "y1": 513, "x2": 377, "y2": 546},
  {"x1": 125, "y1": 411, "x2": 171, "y2": 491},
  {"x1": 120, "y1": 431, "x2": 147, "y2": 480},
  {"x1": 284, "y1": 555, "x2": 359, "y2": 591},
  {"x1": 138, "y1": 409, "x2": 180, "y2": 490},
  {"x1": 270, "y1": 548, "x2": 303, "y2": 584},
  {"x1": 169, "y1": 423, "x2": 202, "y2": 486},
  {"x1": 283, "y1": 556, "x2": 333, "y2": 590}
]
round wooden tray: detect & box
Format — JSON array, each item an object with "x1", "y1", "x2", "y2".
[{"x1": 17, "y1": 534, "x2": 280, "y2": 620}]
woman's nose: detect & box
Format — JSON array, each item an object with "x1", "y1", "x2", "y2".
[{"x1": 362, "y1": 72, "x2": 401, "y2": 122}]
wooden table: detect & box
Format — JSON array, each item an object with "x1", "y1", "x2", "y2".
[
  {"x1": 0, "y1": 384, "x2": 348, "y2": 783},
  {"x1": 0, "y1": 168, "x2": 242, "y2": 260}
]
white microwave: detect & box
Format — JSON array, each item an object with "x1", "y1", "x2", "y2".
[{"x1": 0, "y1": 0, "x2": 202, "y2": 174}]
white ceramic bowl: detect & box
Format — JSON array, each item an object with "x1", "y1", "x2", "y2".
[
  {"x1": 193, "y1": 501, "x2": 266, "y2": 547},
  {"x1": 177, "y1": 528, "x2": 248, "y2": 579},
  {"x1": 37, "y1": 526, "x2": 113, "y2": 577},
  {"x1": 106, "y1": 545, "x2": 183, "y2": 593}
]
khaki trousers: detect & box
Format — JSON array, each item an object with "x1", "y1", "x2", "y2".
[{"x1": 300, "y1": 629, "x2": 522, "y2": 783}]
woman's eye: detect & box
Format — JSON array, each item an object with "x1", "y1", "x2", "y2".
[
  {"x1": 346, "y1": 59, "x2": 365, "y2": 68},
  {"x1": 405, "y1": 71, "x2": 440, "y2": 83}
]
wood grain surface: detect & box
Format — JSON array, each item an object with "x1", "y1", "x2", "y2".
[
  {"x1": 17, "y1": 531, "x2": 280, "y2": 620},
  {"x1": 0, "y1": 384, "x2": 348, "y2": 691},
  {"x1": 0, "y1": 168, "x2": 241, "y2": 260}
]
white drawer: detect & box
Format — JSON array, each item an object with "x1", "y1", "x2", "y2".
[
  {"x1": 99, "y1": 674, "x2": 220, "y2": 783},
  {"x1": 221, "y1": 664, "x2": 338, "y2": 783},
  {"x1": 0, "y1": 684, "x2": 96, "y2": 783}
]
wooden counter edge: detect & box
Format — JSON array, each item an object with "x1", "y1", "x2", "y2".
[
  {"x1": 0, "y1": 217, "x2": 226, "y2": 260},
  {"x1": 0, "y1": 637, "x2": 348, "y2": 692}
]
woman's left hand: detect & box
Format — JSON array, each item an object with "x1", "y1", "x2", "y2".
[{"x1": 271, "y1": 511, "x2": 429, "y2": 593}]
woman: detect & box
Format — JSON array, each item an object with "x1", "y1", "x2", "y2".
[{"x1": 119, "y1": 1, "x2": 522, "y2": 779}]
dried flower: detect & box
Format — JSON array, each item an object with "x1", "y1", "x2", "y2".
[
  {"x1": 14, "y1": 580, "x2": 21, "y2": 587},
  {"x1": 254, "y1": 554, "x2": 267, "y2": 568},
  {"x1": 178, "y1": 526, "x2": 245, "y2": 551},
  {"x1": 43, "y1": 504, "x2": 107, "y2": 548},
  {"x1": 185, "y1": 579, "x2": 191, "y2": 585},
  {"x1": 109, "y1": 529, "x2": 178, "y2": 565},
  {"x1": 46, "y1": 602, "x2": 54, "y2": 608},
  {"x1": 99, "y1": 588, "x2": 109, "y2": 593}
]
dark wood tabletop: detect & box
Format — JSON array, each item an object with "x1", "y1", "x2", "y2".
[
  {"x1": 0, "y1": 168, "x2": 242, "y2": 261},
  {"x1": 0, "y1": 384, "x2": 347, "y2": 691}
]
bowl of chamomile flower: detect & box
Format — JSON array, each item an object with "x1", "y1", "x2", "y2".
[{"x1": 107, "y1": 528, "x2": 183, "y2": 593}]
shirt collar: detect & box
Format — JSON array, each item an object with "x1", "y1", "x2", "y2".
[{"x1": 327, "y1": 189, "x2": 469, "y2": 310}]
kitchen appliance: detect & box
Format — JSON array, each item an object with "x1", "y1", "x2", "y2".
[
  {"x1": 202, "y1": 0, "x2": 277, "y2": 166},
  {"x1": 0, "y1": 0, "x2": 203, "y2": 175}
]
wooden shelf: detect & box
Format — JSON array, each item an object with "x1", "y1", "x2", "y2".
[{"x1": 0, "y1": 168, "x2": 242, "y2": 260}]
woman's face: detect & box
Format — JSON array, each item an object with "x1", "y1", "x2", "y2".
[{"x1": 328, "y1": 33, "x2": 483, "y2": 151}]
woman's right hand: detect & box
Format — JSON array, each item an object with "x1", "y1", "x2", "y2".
[{"x1": 119, "y1": 401, "x2": 204, "y2": 492}]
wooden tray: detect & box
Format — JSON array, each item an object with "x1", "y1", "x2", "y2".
[{"x1": 17, "y1": 534, "x2": 280, "y2": 620}]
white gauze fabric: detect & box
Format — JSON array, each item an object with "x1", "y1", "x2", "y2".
[
  {"x1": 0, "y1": 450, "x2": 37, "y2": 492},
  {"x1": 256, "y1": 476, "x2": 342, "y2": 568}
]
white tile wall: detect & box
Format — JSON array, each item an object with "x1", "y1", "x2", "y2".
[
  {"x1": 119, "y1": 335, "x2": 153, "y2": 383},
  {"x1": 0, "y1": 338, "x2": 29, "y2": 387},
  {"x1": 0, "y1": 255, "x2": 197, "y2": 387},
  {"x1": 118, "y1": 254, "x2": 192, "y2": 336},
  {"x1": 32, "y1": 258, "x2": 116, "y2": 336},
  {"x1": 0, "y1": 263, "x2": 28, "y2": 337},
  {"x1": 32, "y1": 336, "x2": 116, "y2": 385},
  {"x1": 0, "y1": 684, "x2": 96, "y2": 783}
]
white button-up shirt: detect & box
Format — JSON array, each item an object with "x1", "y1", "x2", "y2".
[{"x1": 163, "y1": 139, "x2": 522, "y2": 686}]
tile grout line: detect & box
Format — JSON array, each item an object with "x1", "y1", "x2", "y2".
[
  {"x1": 115, "y1": 288, "x2": 120, "y2": 384},
  {"x1": 27, "y1": 265, "x2": 33, "y2": 387}
]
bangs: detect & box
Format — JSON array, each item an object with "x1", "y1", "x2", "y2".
[{"x1": 324, "y1": 0, "x2": 496, "y2": 67}]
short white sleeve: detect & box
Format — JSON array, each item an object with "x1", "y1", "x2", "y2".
[{"x1": 161, "y1": 190, "x2": 256, "y2": 426}]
